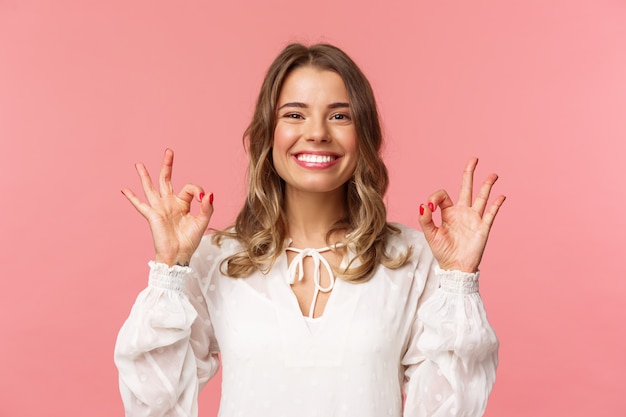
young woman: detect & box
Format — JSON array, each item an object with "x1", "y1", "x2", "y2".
[{"x1": 115, "y1": 43, "x2": 505, "y2": 417}]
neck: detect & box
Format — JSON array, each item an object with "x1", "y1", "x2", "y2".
[{"x1": 284, "y1": 186, "x2": 347, "y2": 248}]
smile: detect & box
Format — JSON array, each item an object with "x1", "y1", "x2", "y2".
[{"x1": 295, "y1": 154, "x2": 338, "y2": 163}]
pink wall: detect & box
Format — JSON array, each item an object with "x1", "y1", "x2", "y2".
[{"x1": 1, "y1": 1, "x2": 625, "y2": 416}]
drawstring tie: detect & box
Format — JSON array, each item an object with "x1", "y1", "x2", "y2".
[{"x1": 286, "y1": 244, "x2": 343, "y2": 319}]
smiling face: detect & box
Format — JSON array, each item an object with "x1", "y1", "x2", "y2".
[{"x1": 272, "y1": 65, "x2": 359, "y2": 196}]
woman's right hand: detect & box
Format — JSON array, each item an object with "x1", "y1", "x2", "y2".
[{"x1": 121, "y1": 148, "x2": 214, "y2": 267}]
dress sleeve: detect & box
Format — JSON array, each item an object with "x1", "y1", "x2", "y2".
[
  {"x1": 402, "y1": 265, "x2": 498, "y2": 417},
  {"x1": 114, "y1": 261, "x2": 220, "y2": 417}
]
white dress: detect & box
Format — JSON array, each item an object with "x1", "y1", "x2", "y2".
[{"x1": 114, "y1": 224, "x2": 498, "y2": 417}]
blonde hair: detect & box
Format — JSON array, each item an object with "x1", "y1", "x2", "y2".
[{"x1": 214, "y1": 43, "x2": 410, "y2": 282}]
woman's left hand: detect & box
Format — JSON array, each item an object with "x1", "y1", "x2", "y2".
[{"x1": 418, "y1": 158, "x2": 506, "y2": 273}]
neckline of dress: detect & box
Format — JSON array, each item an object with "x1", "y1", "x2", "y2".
[{"x1": 284, "y1": 242, "x2": 346, "y2": 319}]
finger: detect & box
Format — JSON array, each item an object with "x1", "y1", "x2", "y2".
[
  {"x1": 159, "y1": 148, "x2": 175, "y2": 196},
  {"x1": 177, "y1": 183, "x2": 205, "y2": 205},
  {"x1": 458, "y1": 157, "x2": 478, "y2": 206},
  {"x1": 482, "y1": 195, "x2": 506, "y2": 229},
  {"x1": 121, "y1": 187, "x2": 152, "y2": 219},
  {"x1": 179, "y1": 188, "x2": 214, "y2": 233},
  {"x1": 177, "y1": 184, "x2": 215, "y2": 229},
  {"x1": 418, "y1": 203, "x2": 438, "y2": 243},
  {"x1": 428, "y1": 189, "x2": 455, "y2": 211},
  {"x1": 196, "y1": 192, "x2": 215, "y2": 229},
  {"x1": 473, "y1": 173, "x2": 499, "y2": 216},
  {"x1": 135, "y1": 162, "x2": 161, "y2": 204}
]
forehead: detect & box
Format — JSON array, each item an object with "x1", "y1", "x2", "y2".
[{"x1": 278, "y1": 66, "x2": 349, "y2": 103}]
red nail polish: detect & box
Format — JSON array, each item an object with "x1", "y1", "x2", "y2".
[
  {"x1": 199, "y1": 192, "x2": 205, "y2": 201},
  {"x1": 209, "y1": 193, "x2": 214, "y2": 205},
  {"x1": 428, "y1": 202, "x2": 435, "y2": 212},
  {"x1": 419, "y1": 204, "x2": 424, "y2": 215}
]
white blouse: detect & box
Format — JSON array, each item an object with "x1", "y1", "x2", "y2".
[{"x1": 114, "y1": 224, "x2": 498, "y2": 417}]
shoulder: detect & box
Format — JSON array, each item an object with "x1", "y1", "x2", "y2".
[
  {"x1": 198, "y1": 231, "x2": 244, "y2": 258},
  {"x1": 190, "y1": 231, "x2": 244, "y2": 275},
  {"x1": 385, "y1": 222, "x2": 436, "y2": 266},
  {"x1": 385, "y1": 222, "x2": 427, "y2": 252}
]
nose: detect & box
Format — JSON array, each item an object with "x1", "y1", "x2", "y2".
[{"x1": 304, "y1": 118, "x2": 330, "y2": 143}]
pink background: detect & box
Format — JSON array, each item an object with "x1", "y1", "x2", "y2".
[{"x1": 1, "y1": 1, "x2": 625, "y2": 416}]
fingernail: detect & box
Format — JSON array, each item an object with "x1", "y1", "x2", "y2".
[
  {"x1": 419, "y1": 204, "x2": 424, "y2": 215},
  {"x1": 199, "y1": 192, "x2": 205, "y2": 201},
  {"x1": 209, "y1": 193, "x2": 214, "y2": 205},
  {"x1": 428, "y1": 202, "x2": 435, "y2": 212}
]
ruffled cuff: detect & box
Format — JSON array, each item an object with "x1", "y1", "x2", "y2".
[
  {"x1": 435, "y1": 266, "x2": 480, "y2": 294},
  {"x1": 418, "y1": 267, "x2": 498, "y2": 364},
  {"x1": 148, "y1": 261, "x2": 192, "y2": 293}
]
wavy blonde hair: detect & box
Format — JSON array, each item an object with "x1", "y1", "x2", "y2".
[{"x1": 214, "y1": 43, "x2": 410, "y2": 282}]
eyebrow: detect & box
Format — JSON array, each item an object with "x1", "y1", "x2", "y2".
[{"x1": 277, "y1": 102, "x2": 350, "y2": 110}]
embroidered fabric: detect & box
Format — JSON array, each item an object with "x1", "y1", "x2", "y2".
[{"x1": 285, "y1": 243, "x2": 344, "y2": 318}]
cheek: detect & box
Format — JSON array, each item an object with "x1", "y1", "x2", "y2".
[
  {"x1": 272, "y1": 123, "x2": 298, "y2": 149},
  {"x1": 271, "y1": 127, "x2": 289, "y2": 176},
  {"x1": 346, "y1": 133, "x2": 360, "y2": 160},
  {"x1": 349, "y1": 138, "x2": 359, "y2": 154},
  {"x1": 341, "y1": 127, "x2": 359, "y2": 153}
]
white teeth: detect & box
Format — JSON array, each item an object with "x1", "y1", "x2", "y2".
[{"x1": 296, "y1": 154, "x2": 336, "y2": 163}]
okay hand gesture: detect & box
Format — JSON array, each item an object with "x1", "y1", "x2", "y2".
[
  {"x1": 418, "y1": 158, "x2": 505, "y2": 273},
  {"x1": 121, "y1": 149, "x2": 213, "y2": 267}
]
